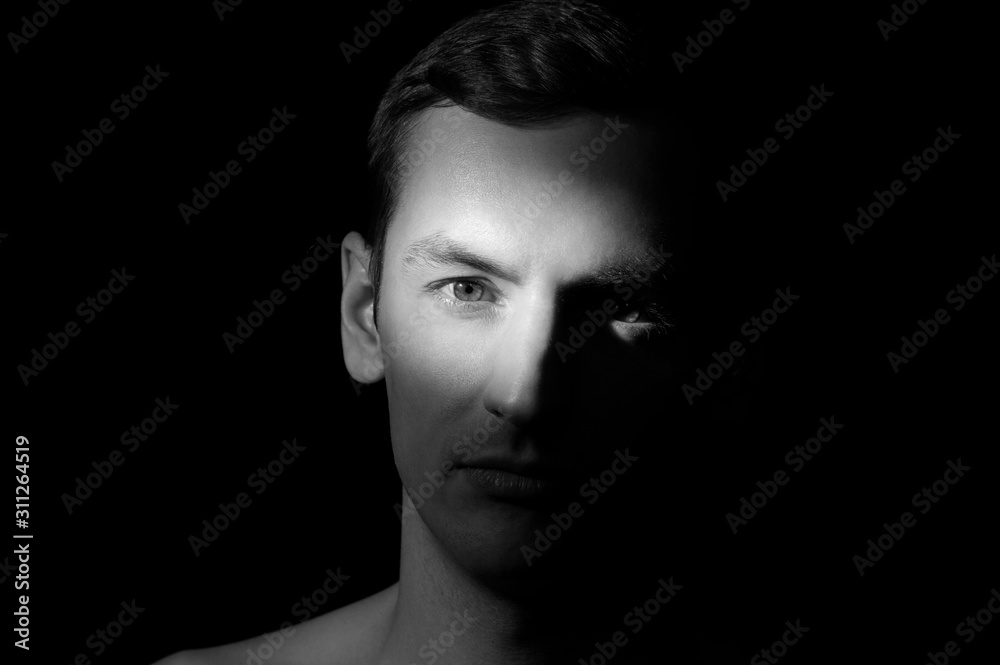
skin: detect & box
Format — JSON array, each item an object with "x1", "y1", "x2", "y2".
[{"x1": 154, "y1": 105, "x2": 697, "y2": 665}]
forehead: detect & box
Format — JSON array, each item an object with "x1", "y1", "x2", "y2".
[{"x1": 388, "y1": 106, "x2": 683, "y2": 274}]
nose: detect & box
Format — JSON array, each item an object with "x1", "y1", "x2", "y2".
[{"x1": 481, "y1": 290, "x2": 564, "y2": 430}]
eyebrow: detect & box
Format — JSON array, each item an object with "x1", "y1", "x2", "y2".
[
  {"x1": 401, "y1": 232, "x2": 524, "y2": 284},
  {"x1": 399, "y1": 231, "x2": 676, "y2": 289}
]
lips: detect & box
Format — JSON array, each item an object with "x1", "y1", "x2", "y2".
[{"x1": 458, "y1": 458, "x2": 572, "y2": 500}]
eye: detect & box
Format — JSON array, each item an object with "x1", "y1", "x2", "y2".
[
  {"x1": 610, "y1": 298, "x2": 678, "y2": 339},
  {"x1": 615, "y1": 307, "x2": 642, "y2": 324},
  {"x1": 428, "y1": 278, "x2": 500, "y2": 311},
  {"x1": 612, "y1": 299, "x2": 655, "y2": 324},
  {"x1": 451, "y1": 280, "x2": 486, "y2": 302}
]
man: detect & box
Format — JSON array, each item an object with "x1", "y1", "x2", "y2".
[{"x1": 156, "y1": 1, "x2": 744, "y2": 662}]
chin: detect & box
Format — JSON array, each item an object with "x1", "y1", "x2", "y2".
[{"x1": 418, "y1": 491, "x2": 591, "y2": 589}]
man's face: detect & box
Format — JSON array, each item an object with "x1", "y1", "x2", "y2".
[{"x1": 377, "y1": 106, "x2": 693, "y2": 581}]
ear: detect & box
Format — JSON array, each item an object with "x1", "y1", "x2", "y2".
[
  {"x1": 712, "y1": 337, "x2": 767, "y2": 423},
  {"x1": 340, "y1": 231, "x2": 384, "y2": 385}
]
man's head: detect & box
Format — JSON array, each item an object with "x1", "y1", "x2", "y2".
[{"x1": 342, "y1": 0, "x2": 708, "y2": 586}]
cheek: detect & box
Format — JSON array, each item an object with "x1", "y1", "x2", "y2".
[
  {"x1": 381, "y1": 313, "x2": 469, "y2": 411},
  {"x1": 380, "y1": 285, "x2": 494, "y2": 404},
  {"x1": 378, "y1": 298, "x2": 490, "y2": 483}
]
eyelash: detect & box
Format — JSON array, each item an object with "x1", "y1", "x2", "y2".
[
  {"x1": 427, "y1": 278, "x2": 499, "y2": 312},
  {"x1": 612, "y1": 300, "x2": 679, "y2": 340},
  {"x1": 426, "y1": 279, "x2": 679, "y2": 339}
]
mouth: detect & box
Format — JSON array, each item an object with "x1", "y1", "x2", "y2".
[{"x1": 458, "y1": 460, "x2": 572, "y2": 500}]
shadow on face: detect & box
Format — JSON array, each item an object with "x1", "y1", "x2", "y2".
[{"x1": 368, "y1": 106, "x2": 718, "y2": 587}]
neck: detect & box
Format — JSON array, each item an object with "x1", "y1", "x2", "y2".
[{"x1": 375, "y1": 493, "x2": 675, "y2": 665}]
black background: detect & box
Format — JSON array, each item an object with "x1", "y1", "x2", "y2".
[{"x1": 4, "y1": 0, "x2": 996, "y2": 663}]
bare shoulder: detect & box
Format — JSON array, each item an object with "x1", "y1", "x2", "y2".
[{"x1": 150, "y1": 583, "x2": 398, "y2": 665}]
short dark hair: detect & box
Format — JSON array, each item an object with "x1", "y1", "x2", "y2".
[{"x1": 365, "y1": 0, "x2": 660, "y2": 326}]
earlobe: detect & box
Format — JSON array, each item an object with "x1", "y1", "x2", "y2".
[{"x1": 340, "y1": 231, "x2": 384, "y2": 384}]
